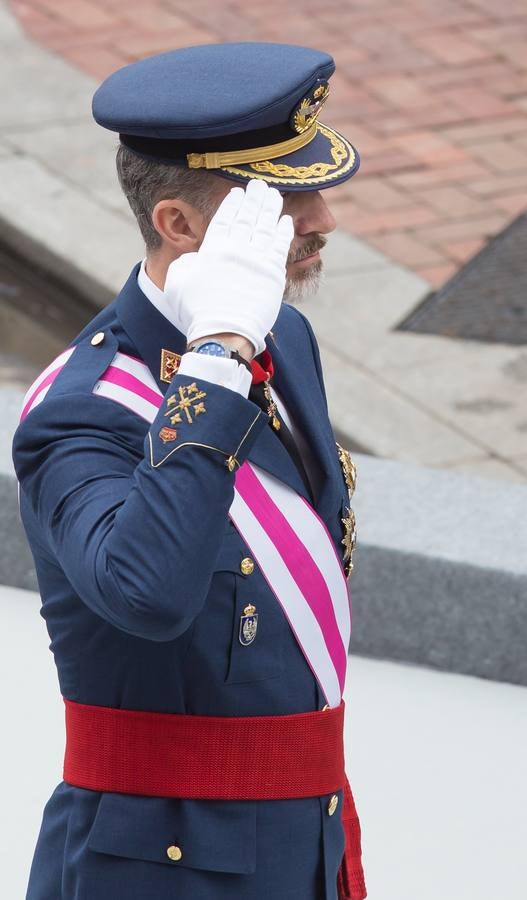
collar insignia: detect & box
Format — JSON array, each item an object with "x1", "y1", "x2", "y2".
[{"x1": 160, "y1": 348, "x2": 182, "y2": 384}]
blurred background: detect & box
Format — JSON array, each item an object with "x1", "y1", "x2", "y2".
[{"x1": 1, "y1": 1, "x2": 526, "y2": 898}]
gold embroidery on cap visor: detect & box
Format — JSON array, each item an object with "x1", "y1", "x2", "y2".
[{"x1": 219, "y1": 124, "x2": 356, "y2": 187}]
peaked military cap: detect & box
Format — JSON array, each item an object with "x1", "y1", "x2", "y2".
[{"x1": 92, "y1": 42, "x2": 359, "y2": 191}]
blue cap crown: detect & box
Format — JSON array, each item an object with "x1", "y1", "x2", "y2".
[{"x1": 92, "y1": 42, "x2": 359, "y2": 191}]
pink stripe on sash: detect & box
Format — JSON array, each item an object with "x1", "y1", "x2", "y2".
[
  {"x1": 235, "y1": 464, "x2": 347, "y2": 693},
  {"x1": 99, "y1": 365, "x2": 163, "y2": 409},
  {"x1": 20, "y1": 366, "x2": 66, "y2": 421},
  {"x1": 300, "y1": 495, "x2": 351, "y2": 615}
]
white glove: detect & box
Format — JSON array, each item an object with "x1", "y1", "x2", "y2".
[{"x1": 163, "y1": 179, "x2": 294, "y2": 355}]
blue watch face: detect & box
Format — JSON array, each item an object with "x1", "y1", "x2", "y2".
[{"x1": 194, "y1": 341, "x2": 229, "y2": 358}]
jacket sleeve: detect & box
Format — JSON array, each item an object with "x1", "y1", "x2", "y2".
[{"x1": 13, "y1": 374, "x2": 266, "y2": 642}]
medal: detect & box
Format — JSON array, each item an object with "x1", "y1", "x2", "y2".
[
  {"x1": 336, "y1": 442, "x2": 358, "y2": 578},
  {"x1": 262, "y1": 381, "x2": 281, "y2": 431},
  {"x1": 341, "y1": 507, "x2": 357, "y2": 578}
]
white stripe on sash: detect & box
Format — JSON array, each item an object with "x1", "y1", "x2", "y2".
[{"x1": 93, "y1": 352, "x2": 162, "y2": 422}]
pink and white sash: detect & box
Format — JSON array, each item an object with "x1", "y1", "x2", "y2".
[
  {"x1": 21, "y1": 349, "x2": 351, "y2": 705},
  {"x1": 230, "y1": 465, "x2": 350, "y2": 707}
]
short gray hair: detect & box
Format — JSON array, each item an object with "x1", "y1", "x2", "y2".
[{"x1": 116, "y1": 144, "x2": 220, "y2": 251}]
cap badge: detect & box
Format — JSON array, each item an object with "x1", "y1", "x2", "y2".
[
  {"x1": 290, "y1": 79, "x2": 330, "y2": 135},
  {"x1": 239, "y1": 603, "x2": 258, "y2": 646}
]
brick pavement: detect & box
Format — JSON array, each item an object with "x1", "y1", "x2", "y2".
[{"x1": 9, "y1": 0, "x2": 527, "y2": 287}]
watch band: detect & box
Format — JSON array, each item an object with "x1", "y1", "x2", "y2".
[
  {"x1": 187, "y1": 340, "x2": 252, "y2": 374},
  {"x1": 228, "y1": 349, "x2": 252, "y2": 374}
]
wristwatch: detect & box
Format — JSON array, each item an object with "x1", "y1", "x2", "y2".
[{"x1": 188, "y1": 340, "x2": 252, "y2": 373}]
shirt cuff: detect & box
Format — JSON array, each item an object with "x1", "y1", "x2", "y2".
[{"x1": 177, "y1": 352, "x2": 252, "y2": 397}]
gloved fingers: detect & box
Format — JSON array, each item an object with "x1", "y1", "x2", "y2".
[
  {"x1": 271, "y1": 213, "x2": 295, "y2": 259},
  {"x1": 201, "y1": 187, "x2": 244, "y2": 247},
  {"x1": 250, "y1": 187, "x2": 284, "y2": 249},
  {"x1": 164, "y1": 250, "x2": 199, "y2": 291},
  {"x1": 228, "y1": 178, "x2": 269, "y2": 243}
]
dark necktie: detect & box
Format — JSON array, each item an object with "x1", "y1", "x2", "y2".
[{"x1": 249, "y1": 352, "x2": 313, "y2": 502}]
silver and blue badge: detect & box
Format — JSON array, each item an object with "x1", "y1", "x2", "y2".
[{"x1": 239, "y1": 603, "x2": 258, "y2": 646}]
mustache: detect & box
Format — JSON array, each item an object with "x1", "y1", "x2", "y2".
[{"x1": 287, "y1": 234, "x2": 327, "y2": 264}]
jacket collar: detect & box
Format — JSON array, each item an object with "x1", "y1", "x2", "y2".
[{"x1": 116, "y1": 263, "x2": 187, "y2": 393}]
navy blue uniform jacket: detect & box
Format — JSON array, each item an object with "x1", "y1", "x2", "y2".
[{"x1": 13, "y1": 264, "x2": 358, "y2": 900}]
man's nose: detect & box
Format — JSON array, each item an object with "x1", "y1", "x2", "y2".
[{"x1": 292, "y1": 191, "x2": 337, "y2": 236}]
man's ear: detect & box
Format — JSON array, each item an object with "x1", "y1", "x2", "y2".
[{"x1": 152, "y1": 198, "x2": 206, "y2": 254}]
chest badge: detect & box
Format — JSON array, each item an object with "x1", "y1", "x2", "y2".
[{"x1": 239, "y1": 603, "x2": 258, "y2": 646}]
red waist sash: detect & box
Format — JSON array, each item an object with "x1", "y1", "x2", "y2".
[
  {"x1": 64, "y1": 698, "x2": 345, "y2": 798},
  {"x1": 63, "y1": 698, "x2": 366, "y2": 899}
]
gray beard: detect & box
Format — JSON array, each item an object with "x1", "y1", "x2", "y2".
[{"x1": 283, "y1": 262, "x2": 323, "y2": 304}]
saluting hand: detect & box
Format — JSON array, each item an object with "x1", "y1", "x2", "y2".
[{"x1": 163, "y1": 179, "x2": 294, "y2": 357}]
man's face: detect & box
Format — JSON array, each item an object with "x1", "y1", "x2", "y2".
[
  {"x1": 205, "y1": 177, "x2": 337, "y2": 302},
  {"x1": 281, "y1": 189, "x2": 337, "y2": 302}
]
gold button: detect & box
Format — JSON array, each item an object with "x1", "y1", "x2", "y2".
[
  {"x1": 166, "y1": 845, "x2": 182, "y2": 861},
  {"x1": 328, "y1": 794, "x2": 339, "y2": 816},
  {"x1": 240, "y1": 557, "x2": 255, "y2": 576},
  {"x1": 91, "y1": 332, "x2": 105, "y2": 346}
]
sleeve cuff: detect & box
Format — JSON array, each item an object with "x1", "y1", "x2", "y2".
[
  {"x1": 148, "y1": 374, "x2": 265, "y2": 468},
  {"x1": 177, "y1": 352, "x2": 252, "y2": 397}
]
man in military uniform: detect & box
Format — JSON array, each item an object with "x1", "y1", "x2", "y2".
[{"x1": 13, "y1": 42, "x2": 366, "y2": 900}]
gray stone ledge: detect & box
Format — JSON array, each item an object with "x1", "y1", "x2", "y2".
[
  {"x1": 348, "y1": 452, "x2": 527, "y2": 685},
  {"x1": 350, "y1": 546, "x2": 527, "y2": 685}
]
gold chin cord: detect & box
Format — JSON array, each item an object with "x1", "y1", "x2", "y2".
[{"x1": 186, "y1": 121, "x2": 317, "y2": 170}]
